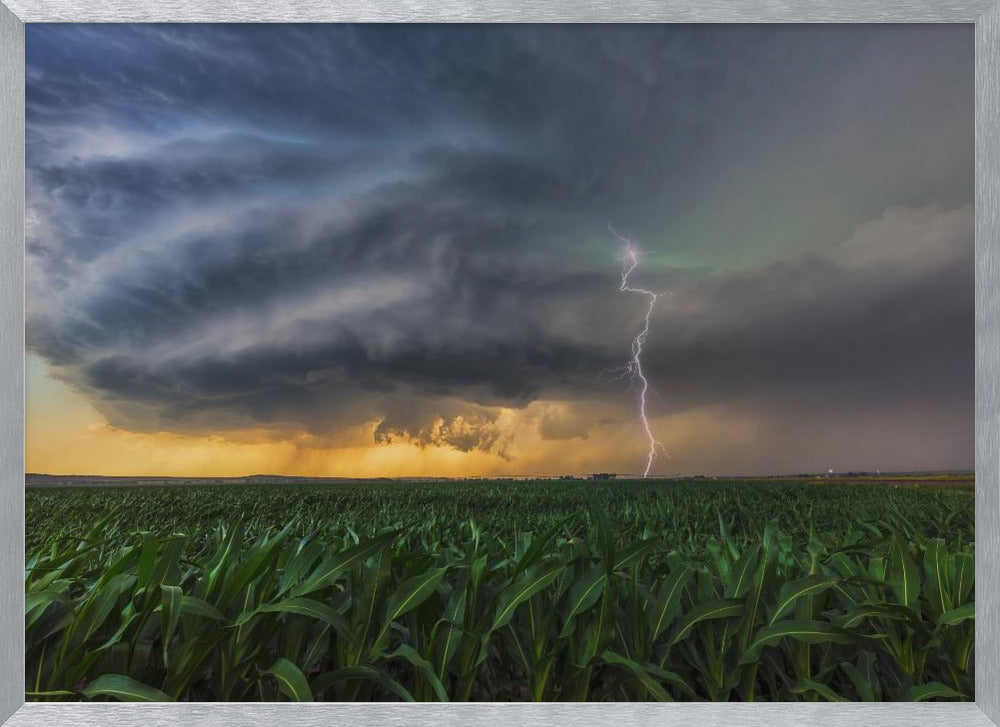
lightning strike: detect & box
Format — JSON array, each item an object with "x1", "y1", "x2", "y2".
[{"x1": 610, "y1": 224, "x2": 668, "y2": 478}]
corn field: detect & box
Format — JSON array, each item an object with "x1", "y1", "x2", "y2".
[{"x1": 25, "y1": 479, "x2": 974, "y2": 702}]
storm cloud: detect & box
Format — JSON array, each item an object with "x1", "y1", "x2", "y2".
[{"x1": 25, "y1": 24, "x2": 974, "y2": 471}]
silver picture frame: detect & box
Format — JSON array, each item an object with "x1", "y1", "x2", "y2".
[{"x1": 1, "y1": 2, "x2": 997, "y2": 725}]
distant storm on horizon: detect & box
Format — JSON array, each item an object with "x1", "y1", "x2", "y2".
[{"x1": 24, "y1": 24, "x2": 974, "y2": 478}]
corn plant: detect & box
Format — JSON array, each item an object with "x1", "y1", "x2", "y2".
[{"x1": 25, "y1": 479, "x2": 974, "y2": 702}]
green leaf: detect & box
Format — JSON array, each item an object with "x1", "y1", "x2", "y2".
[
  {"x1": 590, "y1": 505, "x2": 616, "y2": 566},
  {"x1": 840, "y1": 650, "x2": 879, "y2": 702},
  {"x1": 160, "y1": 584, "x2": 183, "y2": 651},
  {"x1": 613, "y1": 536, "x2": 661, "y2": 571},
  {"x1": 888, "y1": 534, "x2": 919, "y2": 607},
  {"x1": 493, "y1": 561, "x2": 563, "y2": 630},
  {"x1": 922, "y1": 538, "x2": 953, "y2": 620},
  {"x1": 725, "y1": 545, "x2": 759, "y2": 599},
  {"x1": 178, "y1": 594, "x2": 226, "y2": 621},
  {"x1": 769, "y1": 575, "x2": 839, "y2": 625},
  {"x1": 205, "y1": 521, "x2": 243, "y2": 598},
  {"x1": 953, "y1": 552, "x2": 974, "y2": 604},
  {"x1": 648, "y1": 566, "x2": 692, "y2": 640},
  {"x1": 559, "y1": 564, "x2": 606, "y2": 637},
  {"x1": 135, "y1": 532, "x2": 159, "y2": 591},
  {"x1": 217, "y1": 521, "x2": 295, "y2": 607},
  {"x1": 25, "y1": 590, "x2": 75, "y2": 625},
  {"x1": 937, "y1": 602, "x2": 974, "y2": 627},
  {"x1": 384, "y1": 644, "x2": 450, "y2": 701},
  {"x1": 25, "y1": 690, "x2": 76, "y2": 698},
  {"x1": 669, "y1": 598, "x2": 744, "y2": 646},
  {"x1": 278, "y1": 540, "x2": 324, "y2": 596},
  {"x1": 740, "y1": 620, "x2": 854, "y2": 664},
  {"x1": 262, "y1": 657, "x2": 313, "y2": 702},
  {"x1": 81, "y1": 674, "x2": 171, "y2": 702},
  {"x1": 291, "y1": 529, "x2": 401, "y2": 598},
  {"x1": 514, "y1": 512, "x2": 577, "y2": 574},
  {"x1": 74, "y1": 573, "x2": 135, "y2": 642},
  {"x1": 599, "y1": 651, "x2": 672, "y2": 701},
  {"x1": 94, "y1": 611, "x2": 139, "y2": 653},
  {"x1": 643, "y1": 661, "x2": 698, "y2": 700},
  {"x1": 311, "y1": 666, "x2": 414, "y2": 702},
  {"x1": 433, "y1": 569, "x2": 470, "y2": 677},
  {"x1": 900, "y1": 682, "x2": 964, "y2": 702},
  {"x1": 373, "y1": 566, "x2": 448, "y2": 654},
  {"x1": 738, "y1": 546, "x2": 777, "y2": 651},
  {"x1": 239, "y1": 596, "x2": 353, "y2": 642},
  {"x1": 143, "y1": 536, "x2": 185, "y2": 595},
  {"x1": 385, "y1": 566, "x2": 448, "y2": 623},
  {"x1": 837, "y1": 603, "x2": 914, "y2": 628},
  {"x1": 790, "y1": 679, "x2": 848, "y2": 702}
]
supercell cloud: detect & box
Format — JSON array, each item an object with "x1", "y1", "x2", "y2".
[{"x1": 25, "y1": 24, "x2": 974, "y2": 473}]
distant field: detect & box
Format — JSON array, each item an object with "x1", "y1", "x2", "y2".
[
  {"x1": 25, "y1": 477, "x2": 975, "y2": 702},
  {"x1": 25, "y1": 475, "x2": 975, "y2": 549}
]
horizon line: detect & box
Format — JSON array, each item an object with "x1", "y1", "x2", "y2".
[{"x1": 25, "y1": 469, "x2": 976, "y2": 481}]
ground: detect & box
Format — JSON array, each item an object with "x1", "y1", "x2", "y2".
[{"x1": 25, "y1": 475, "x2": 975, "y2": 702}]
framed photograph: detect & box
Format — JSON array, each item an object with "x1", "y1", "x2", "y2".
[{"x1": 1, "y1": 3, "x2": 998, "y2": 727}]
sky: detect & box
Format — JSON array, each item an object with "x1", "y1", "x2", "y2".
[{"x1": 24, "y1": 24, "x2": 974, "y2": 478}]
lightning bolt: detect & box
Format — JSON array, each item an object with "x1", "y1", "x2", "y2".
[{"x1": 610, "y1": 224, "x2": 668, "y2": 478}]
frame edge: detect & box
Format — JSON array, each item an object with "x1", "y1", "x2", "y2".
[
  {"x1": 3, "y1": 3, "x2": 998, "y2": 725},
  {"x1": 976, "y1": 0, "x2": 1000, "y2": 724},
  {"x1": 2, "y1": 0, "x2": 999, "y2": 23},
  {"x1": 0, "y1": 0, "x2": 24, "y2": 724},
  {"x1": 2, "y1": 702, "x2": 1000, "y2": 727}
]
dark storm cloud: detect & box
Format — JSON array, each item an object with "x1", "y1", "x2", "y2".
[
  {"x1": 25, "y1": 24, "x2": 974, "y2": 465},
  {"x1": 641, "y1": 206, "x2": 974, "y2": 413}
]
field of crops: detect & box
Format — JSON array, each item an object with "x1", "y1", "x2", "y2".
[{"x1": 25, "y1": 478, "x2": 975, "y2": 702}]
